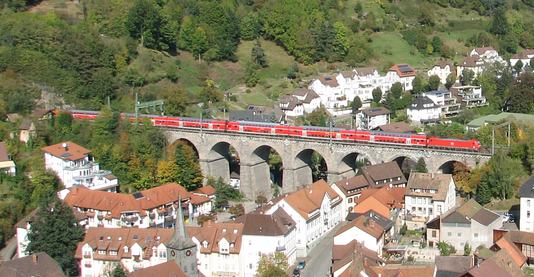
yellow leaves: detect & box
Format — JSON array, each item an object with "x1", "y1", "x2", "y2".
[{"x1": 156, "y1": 159, "x2": 179, "y2": 183}]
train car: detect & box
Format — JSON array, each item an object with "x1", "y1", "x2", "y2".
[
  {"x1": 371, "y1": 131, "x2": 409, "y2": 144},
  {"x1": 152, "y1": 116, "x2": 181, "y2": 127},
  {"x1": 409, "y1": 134, "x2": 428, "y2": 146},
  {"x1": 275, "y1": 125, "x2": 303, "y2": 137},
  {"x1": 226, "y1": 121, "x2": 240, "y2": 132},
  {"x1": 303, "y1": 126, "x2": 334, "y2": 138},
  {"x1": 239, "y1": 121, "x2": 277, "y2": 134},
  {"x1": 209, "y1": 120, "x2": 228, "y2": 131},
  {"x1": 338, "y1": 130, "x2": 371, "y2": 142},
  {"x1": 427, "y1": 137, "x2": 481, "y2": 151},
  {"x1": 70, "y1": 110, "x2": 99, "y2": 120}
]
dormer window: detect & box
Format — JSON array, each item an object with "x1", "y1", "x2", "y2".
[
  {"x1": 203, "y1": 241, "x2": 208, "y2": 248},
  {"x1": 123, "y1": 246, "x2": 129, "y2": 253}
]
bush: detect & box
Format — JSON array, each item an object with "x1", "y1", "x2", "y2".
[
  {"x1": 255, "y1": 195, "x2": 268, "y2": 205},
  {"x1": 437, "y1": 242, "x2": 457, "y2": 256}
]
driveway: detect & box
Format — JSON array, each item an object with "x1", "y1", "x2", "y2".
[{"x1": 299, "y1": 225, "x2": 341, "y2": 277}]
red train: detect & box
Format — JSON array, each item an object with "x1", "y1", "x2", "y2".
[{"x1": 68, "y1": 110, "x2": 482, "y2": 152}]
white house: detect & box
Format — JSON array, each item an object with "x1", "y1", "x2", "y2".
[
  {"x1": 331, "y1": 175, "x2": 371, "y2": 218},
  {"x1": 456, "y1": 55, "x2": 485, "y2": 79},
  {"x1": 238, "y1": 209, "x2": 297, "y2": 276},
  {"x1": 469, "y1": 47, "x2": 505, "y2": 64},
  {"x1": 451, "y1": 85, "x2": 487, "y2": 108},
  {"x1": 423, "y1": 89, "x2": 461, "y2": 118},
  {"x1": 386, "y1": 64, "x2": 417, "y2": 91},
  {"x1": 510, "y1": 49, "x2": 534, "y2": 71},
  {"x1": 356, "y1": 107, "x2": 390, "y2": 130},
  {"x1": 42, "y1": 141, "x2": 118, "y2": 192},
  {"x1": 309, "y1": 76, "x2": 346, "y2": 110},
  {"x1": 279, "y1": 95, "x2": 304, "y2": 117},
  {"x1": 427, "y1": 61, "x2": 454, "y2": 84},
  {"x1": 407, "y1": 96, "x2": 441, "y2": 124},
  {"x1": 292, "y1": 88, "x2": 321, "y2": 113},
  {"x1": 333, "y1": 213, "x2": 388, "y2": 256},
  {"x1": 75, "y1": 228, "x2": 175, "y2": 277},
  {"x1": 187, "y1": 222, "x2": 244, "y2": 277},
  {"x1": 0, "y1": 142, "x2": 16, "y2": 176},
  {"x1": 519, "y1": 175, "x2": 534, "y2": 232},
  {"x1": 404, "y1": 173, "x2": 456, "y2": 226},
  {"x1": 439, "y1": 199, "x2": 501, "y2": 252},
  {"x1": 262, "y1": 179, "x2": 342, "y2": 257}
]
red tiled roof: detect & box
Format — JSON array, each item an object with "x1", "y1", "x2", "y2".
[
  {"x1": 187, "y1": 221, "x2": 243, "y2": 254},
  {"x1": 190, "y1": 194, "x2": 210, "y2": 205},
  {"x1": 194, "y1": 185, "x2": 216, "y2": 196},
  {"x1": 318, "y1": 76, "x2": 339, "y2": 87},
  {"x1": 389, "y1": 64, "x2": 416, "y2": 78},
  {"x1": 283, "y1": 179, "x2": 340, "y2": 219},
  {"x1": 42, "y1": 141, "x2": 91, "y2": 161},
  {"x1": 336, "y1": 215, "x2": 385, "y2": 239},
  {"x1": 128, "y1": 261, "x2": 187, "y2": 277}
]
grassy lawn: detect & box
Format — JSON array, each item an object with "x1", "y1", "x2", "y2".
[
  {"x1": 484, "y1": 198, "x2": 520, "y2": 212},
  {"x1": 524, "y1": 267, "x2": 534, "y2": 277},
  {"x1": 369, "y1": 32, "x2": 428, "y2": 70}
]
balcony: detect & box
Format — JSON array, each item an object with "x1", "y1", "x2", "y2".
[{"x1": 121, "y1": 215, "x2": 139, "y2": 223}]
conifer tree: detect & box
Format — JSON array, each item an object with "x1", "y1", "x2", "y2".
[{"x1": 251, "y1": 40, "x2": 267, "y2": 68}]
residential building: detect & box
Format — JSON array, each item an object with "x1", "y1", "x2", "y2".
[
  {"x1": 278, "y1": 95, "x2": 304, "y2": 117},
  {"x1": 331, "y1": 240, "x2": 385, "y2": 277},
  {"x1": 386, "y1": 64, "x2": 417, "y2": 91},
  {"x1": 464, "y1": 238, "x2": 526, "y2": 277},
  {"x1": 360, "y1": 161, "x2": 407, "y2": 188},
  {"x1": 423, "y1": 89, "x2": 461, "y2": 118},
  {"x1": 368, "y1": 265, "x2": 436, "y2": 277},
  {"x1": 19, "y1": 119, "x2": 36, "y2": 144},
  {"x1": 262, "y1": 179, "x2": 342, "y2": 257},
  {"x1": 353, "y1": 186, "x2": 404, "y2": 220},
  {"x1": 440, "y1": 199, "x2": 502, "y2": 252},
  {"x1": 451, "y1": 85, "x2": 487, "y2": 108},
  {"x1": 187, "y1": 221, "x2": 243, "y2": 277},
  {"x1": 334, "y1": 212, "x2": 391, "y2": 256},
  {"x1": 331, "y1": 175, "x2": 371, "y2": 217},
  {"x1": 510, "y1": 49, "x2": 534, "y2": 71},
  {"x1": 31, "y1": 108, "x2": 54, "y2": 121},
  {"x1": 309, "y1": 76, "x2": 346, "y2": 110},
  {"x1": 61, "y1": 183, "x2": 212, "y2": 229},
  {"x1": 469, "y1": 47, "x2": 505, "y2": 64},
  {"x1": 292, "y1": 88, "x2": 321, "y2": 113},
  {"x1": 457, "y1": 55, "x2": 485, "y2": 79},
  {"x1": 494, "y1": 230, "x2": 534, "y2": 265},
  {"x1": 427, "y1": 61, "x2": 455, "y2": 84},
  {"x1": 519, "y1": 175, "x2": 534, "y2": 232},
  {"x1": 404, "y1": 172, "x2": 456, "y2": 225},
  {"x1": 0, "y1": 252, "x2": 65, "y2": 277},
  {"x1": 355, "y1": 107, "x2": 390, "y2": 130},
  {"x1": 128, "y1": 261, "x2": 187, "y2": 277},
  {"x1": 229, "y1": 171, "x2": 240, "y2": 189},
  {"x1": 407, "y1": 96, "x2": 441, "y2": 124},
  {"x1": 466, "y1": 112, "x2": 534, "y2": 131},
  {"x1": 42, "y1": 141, "x2": 118, "y2": 191},
  {"x1": 237, "y1": 209, "x2": 297, "y2": 276},
  {"x1": 426, "y1": 216, "x2": 440, "y2": 248},
  {"x1": 76, "y1": 205, "x2": 198, "y2": 277},
  {"x1": 0, "y1": 141, "x2": 15, "y2": 176}
]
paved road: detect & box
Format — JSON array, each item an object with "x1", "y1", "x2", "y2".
[
  {"x1": 299, "y1": 226, "x2": 341, "y2": 277},
  {"x1": 0, "y1": 236, "x2": 17, "y2": 261}
]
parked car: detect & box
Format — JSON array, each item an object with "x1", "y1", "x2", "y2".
[
  {"x1": 297, "y1": 261, "x2": 306, "y2": 270},
  {"x1": 292, "y1": 268, "x2": 300, "y2": 277}
]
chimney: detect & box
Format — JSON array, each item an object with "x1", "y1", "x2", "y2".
[
  {"x1": 62, "y1": 142, "x2": 68, "y2": 151},
  {"x1": 32, "y1": 254, "x2": 38, "y2": 264}
]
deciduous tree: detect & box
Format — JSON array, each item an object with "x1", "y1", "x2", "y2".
[
  {"x1": 415, "y1": 158, "x2": 428, "y2": 173},
  {"x1": 428, "y1": 75, "x2": 441, "y2": 91},
  {"x1": 256, "y1": 252, "x2": 289, "y2": 277},
  {"x1": 351, "y1": 96, "x2": 362, "y2": 114},
  {"x1": 372, "y1": 87, "x2": 382, "y2": 103}
]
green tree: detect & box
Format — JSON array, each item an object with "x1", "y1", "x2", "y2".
[
  {"x1": 251, "y1": 40, "x2": 268, "y2": 68},
  {"x1": 461, "y1": 69, "x2": 475, "y2": 85},
  {"x1": 390, "y1": 82, "x2": 403, "y2": 99},
  {"x1": 490, "y1": 7, "x2": 509, "y2": 36},
  {"x1": 26, "y1": 199, "x2": 84, "y2": 276},
  {"x1": 287, "y1": 63, "x2": 299, "y2": 79},
  {"x1": 351, "y1": 96, "x2": 362, "y2": 114},
  {"x1": 481, "y1": 151, "x2": 526, "y2": 200},
  {"x1": 432, "y1": 36, "x2": 443, "y2": 54},
  {"x1": 428, "y1": 75, "x2": 441, "y2": 91},
  {"x1": 306, "y1": 107, "x2": 329, "y2": 127},
  {"x1": 191, "y1": 27, "x2": 208, "y2": 59},
  {"x1": 240, "y1": 13, "x2": 261, "y2": 40},
  {"x1": 514, "y1": 60, "x2": 524, "y2": 75},
  {"x1": 109, "y1": 264, "x2": 127, "y2": 277},
  {"x1": 476, "y1": 178, "x2": 492, "y2": 205},
  {"x1": 199, "y1": 79, "x2": 223, "y2": 105},
  {"x1": 372, "y1": 87, "x2": 382, "y2": 103},
  {"x1": 245, "y1": 63, "x2": 259, "y2": 87},
  {"x1": 126, "y1": 0, "x2": 176, "y2": 51},
  {"x1": 445, "y1": 73, "x2": 456, "y2": 89},
  {"x1": 415, "y1": 158, "x2": 428, "y2": 173},
  {"x1": 29, "y1": 171, "x2": 60, "y2": 208},
  {"x1": 174, "y1": 143, "x2": 203, "y2": 191},
  {"x1": 508, "y1": 72, "x2": 534, "y2": 113},
  {"x1": 437, "y1": 242, "x2": 456, "y2": 256},
  {"x1": 464, "y1": 242, "x2": 472, "y2": 256},
  {"x1": 412, "y1": 76, "x2": 425, "y2": 94},
  {"x1": 256, "y1": 252, "x2": 289, "y2": 277},
  {"x1": 331, "y1": 22, "x2": 349, "y2": 61},
  {"x1": 178, "y1": 16, "x2": 195, "y2": 51}
]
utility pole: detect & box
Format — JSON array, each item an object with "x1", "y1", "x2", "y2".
[
  {"x1": 200, "y1": 109, "x2": 203, "y2": 138},
  {"x1": 491, "y1": 121, "x2": 511, "y2": 155},
  {"x1": 134, "y1": 92, "x2": 165, "y2": 126}
]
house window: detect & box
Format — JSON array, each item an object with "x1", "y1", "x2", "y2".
[
  {"x1": 98, "y1": 250, "x2": 106, "y2": 255},
  {"x1": 529, "y1": 200, "x2": 531, "y2": 207},
  {"x1": 474, "y1": 233, "x2": 479, "y2": 239},
  {"x1": 447, "y1": 232, "x2": 452, "y2": 237},
  {"x1": 159, "y1": 250, "x2": 166, "y2": 258},
  {"x1": 432, "y1": 230, "x2": 437, "y2": 238},
  {"x1": 348, "y1": 198, "x2": 352, "y2": 203},
  {"x1": 457, "y1": 233, "x2": 461, "y2": 237},
  {"x1": 529, "y1": 211, "x2": 532, "y2": 219}
]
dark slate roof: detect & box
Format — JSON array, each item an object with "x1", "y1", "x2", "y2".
[
  {"x1": 361, "y1": 107, "x2": 391, "y2": 117},
  {"x1": 236, "y1": 208, "x2": 295, "y2": 236},
  {"x1": 441, "y1": 199, "x2": 500, "y2": 226},
  {"x1": 19, "y1": 119, "x2": 33, "y2": 130},
  {"x1": 229, "y1": 110, "x2": 276, "y2": 123},
  {"x1": 435, "y1": 256, "x2": 473, "y2": 277},
  {"x1": 409, "y1": 96, "x2": 439, "y2": 110},
  {"x1": 519, "y1": 175, "x2": 534, "y2": 198},
  {"x1": 346, "y1": 210, "x2": 394, "y2": 231},
  {"x1": 472, "y1": 208, "x2": 500, "y2": 226},
  {"x1": 442, "y1": 211, "x2": 471, "y2": 224},
  {"x1": 0, "y1": 252, "x2": 65, "y2": 277},
  {"x1": 426, "y1": 215, "x2": 440, "y2": 229},
  {"x1": 361, "y1": 161, "x2": 407, "y2": 187}
]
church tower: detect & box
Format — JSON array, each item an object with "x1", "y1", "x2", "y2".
[{"x1": 166, "y1": 198, "x2": 198, "y2": 276}]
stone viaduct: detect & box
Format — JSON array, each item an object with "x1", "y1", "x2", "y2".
[{"x1": 164, "y1": 128, "x2": 492, "y2": 200}]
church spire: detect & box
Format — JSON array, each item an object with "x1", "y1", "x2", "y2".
[{"x1": 176, "y1": 196, "x2": 187, "y2": 239}]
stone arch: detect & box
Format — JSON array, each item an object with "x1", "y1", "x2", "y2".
[
  {"x1": 293, "y1": 149, "x2": 330, "y2": 188},
  {"x1": 170, "y1": 138, "x2": 199, "y2": 159},
  {"x1": 338, "y1": 152, "x2": 373, "y2": 177},
  {"x1": 391, "y1": 155, "x2": 419, "y2": 178},
  {"x1": 437, "y1": 160, "x2": 468, "y2": 175},
  {"x1": 241, "y1": 145, "x2": 286, "y2": 200},
  {"x1": 205, "y1": 141, "x2": 242, "y2": 186}
]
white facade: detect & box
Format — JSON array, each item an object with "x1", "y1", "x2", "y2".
[
  {"x1": 520, "y1": 196, "x2": 534, "y2": 232},
  {"x1": 241, "y1": 232, "x2": 297, "y2": 276},
  {"x1": 356, "y1": 110, "x2": 389, "y2": 130},
  {"x1": 469, "y1": 48, "x2": 505, "y2": 64},
  {"x1": 334, "y1": 225, "x2": 384, "y2": 256},
  {"x1": 453, "y1": 85, "x2": 487, "y2": 108},
  {"x1": 428, "y1": 64, "x2": 453, "y2": 84},
  {"x1": 407, "y1": 97, "x2": 441, "y2": 124},
  {"x1": 385, "y1": 71, "x2": 415, "y2": 92},
  {"x1": 193, "y1": 238, "x2": 242, "y2": 277},
  {"x1": 309, "y1": 78, "x2": 347, "y2": 110},
  {"x1": 43, "y1": 144, "x2": 118, "y2": 192},
  {"x1": 510, "y1": 50, "x2": 534, "y2": 71}
]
